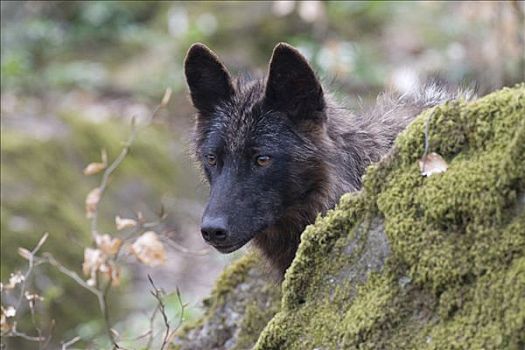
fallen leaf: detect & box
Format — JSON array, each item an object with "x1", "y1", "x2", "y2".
[
  {"x1": 85, "y1": 187, "x2": 101, "y2": 218},
  {"x1": 419, "y1": 152, "x2": 448, "y2": 177},
  {"x1": 130, "y1": 231, "x2": 166, "y2": 267}
]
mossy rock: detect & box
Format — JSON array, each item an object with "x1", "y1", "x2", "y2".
[
  {"x1": 172, "y1": 254, "x2": 281, "y2": 350},
  {"x1": 173, "y1": 85, "x2": 525, "y2": 349}
]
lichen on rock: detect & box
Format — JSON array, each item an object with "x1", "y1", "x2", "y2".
[{"x1": 173, "y1": 85, "x2": 525, "y2": 350}]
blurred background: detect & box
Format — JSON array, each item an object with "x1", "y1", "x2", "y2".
[{"x1": 1, "y1": 1, "x2": 523, "y2": 348}]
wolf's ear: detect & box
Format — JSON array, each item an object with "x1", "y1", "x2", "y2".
[
  {"x1": 264, "y1": 43, "x2": 325, "y2": 121},
  {"x1": 184, "y1": 43, "x2": 235, "y2": 112}
]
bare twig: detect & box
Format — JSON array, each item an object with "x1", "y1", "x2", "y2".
[
  {"x1": 7, "y1": 327, "x2": 45, "y2": 342},
  {"x1": 61, "y1": 336, "x2": 81, "y2": 350},
  {"x1": 89, "y1": 90, "x2": 169, "y2": 238},
  {"x1": 84, "y1": 89, "x2": 171, "y2": 348},
  {"x1": 166, "y1": 287, "x2": 186, "y2": 344},
  {"x1": 0, "y1": 234, "x2": 50, "y2": 345},
  {"x1": 16, "y1": 233, "x2": 49, "y2": 311},
  {"x1": 3, "y1": 89, "x2": 173, "y2": 348},
  {"x1": 40, "y1": 253, "x2": 101, "y2": 296},
  {"x1": 147, "y1": 275, "x2": 170, "y2": 350},
  {"x1": 90, "y1": 118, "x2": 138, "y2": 239},
  {"x1": 37, "y1": 253, "x2": 118, "y2": 348}
]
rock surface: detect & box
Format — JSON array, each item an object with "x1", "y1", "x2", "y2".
[{"x1": 173, "y1": 85, "x2": 525, "y2": 349}]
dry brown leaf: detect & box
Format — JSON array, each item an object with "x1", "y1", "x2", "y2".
[
  {"x1": 17, "y1": 247, "x2": 31, "y2": 260},
  {"x1": 95, "y1": 233, "x2": 122, "y2": 256},
  {"x1": 130, "y1": 231, "x2": 166, "y2": 267},
  {"x1": 83, "y1": 162, "x2": 106, "y2": 176},
  {"x1": 85, "y1": 187, "x2": 101, "y2": 218},
  {"x1": 83, "y1": 149, "x2": 108, "y2": 176},
  {"x1": 82, "y1": 248, "x2": 104, "y2": 276},
  {"x1": 115, "y1": 216, "x2": 137, "y2": 230},
  {"x1": 25, "y1": 291, "x2": 44, "y2": 309},
  {"x1": 0, "y1": 310, "x2": 9, "y2": 332},
  {"x1": 99, "y1": 262, "x2": 121, "y2": 287},
  {"x1": 24, "y1": 291, "x2": 44, "y2": 302},
  {"x1": 419, "y1": 152, "x2": 448, "y2": 177}
]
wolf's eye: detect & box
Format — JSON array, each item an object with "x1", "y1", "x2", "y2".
[
  {"x1": 256, "y1": 155, "x2": 271, "y2": 167},
  {"x1": 205, "y1": 154, "x2": 217, "y2": 166}
]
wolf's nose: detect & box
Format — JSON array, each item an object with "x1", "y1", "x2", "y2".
[{"x1": 201, "y1": 217, "x2": 228, "y2": 243}]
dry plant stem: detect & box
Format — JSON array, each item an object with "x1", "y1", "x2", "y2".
[
  {"x1": 41, "y1": 253, "x2": 100, "y2": 296},
  {"x1": 15, "y1": 233, "x2": 48, "y2": 311},
  {"x1": 90, "y1": 103, "x2": 163, "y2": 239},
  {"x1": 8, "y1": 329, "x2": 45, "y2": 342},
  {"x1": 116, "y1": 304, "x2": 159, "y2": 349},
  {"x1": 90, "y1": 120, "x2": 138, "y2": 240},
  {"x1": 61, "y1": 336, "x2": 81, "y2": 350},
  {"x1": 1, "y1": 233, "x2": 50, "y2": 344},
  {"x1": 39, "y1": 253, "x2": 121, "y2": 348},
  {"x1": 102, "y1": 279, "x2": 119, "y2": 349},
  {"x1": 3, "y1": 93, "x2": 171, "y2": 348},
  {"x1": 29, "y1": 305, "x2": 43, "y2": 350},
  {"x1": 166, "y1": 287, "x2": 186, "y2": 344},
  {"x1": 145, "y1": 305, "x2": 160, "y2": 349},
  {"x1": 85, "y1": 99, "x2": 166, "y2": 348},
  {"x1": 147, "y1": 275, "x2": 170, "y2": 350}
]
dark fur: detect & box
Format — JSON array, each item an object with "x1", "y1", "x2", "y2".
[{"x1": 184, "y1": 42, "x2": 469, "y2": 277}]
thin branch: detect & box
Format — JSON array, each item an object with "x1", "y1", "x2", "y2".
[
  {"x1": 84, "y1": 90, "x2": 170, "y2": 347},
  {"x1": 89, "y1": 91, "x2": 168, "y2": 238},
  {"x1": 90, "y1": 119, "x2": 138, "y2": 239},
  {"x1": 61, "y1": 336, "x2": 81, "y2": 350},
  {"x1": 4, "y1": 89, "x2": 173, "y2": 348},
  {"x1": 40, "y1": 253, "x2": 101, "y2": 296},
  {"x1": 166, "y1": 287, "x2": 186, "y2": 344},
  {"x1": 16, "y1": 233, "x2": 48, "y2": 311},
  {"x1": 147, "y1": 275, "x2": 170, "y2": 350},
  {"x1": 3, "y1": 323, "x2": 46, "y2": 342},
  {"x1": 1, "y1": 233, "x2": 51, "y2": 346}
]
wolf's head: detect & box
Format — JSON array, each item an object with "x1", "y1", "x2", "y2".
[{"x1": 184, "y1": 43, "x2": 329, "y2": 256}]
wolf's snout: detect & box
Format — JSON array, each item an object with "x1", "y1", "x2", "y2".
[{"x1": 201, "y1": 216, "x2": 228, "y2": 244}]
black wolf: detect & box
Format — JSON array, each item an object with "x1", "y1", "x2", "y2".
[{"x1": 184, "y1": 42, "x2": 467, "y2": 277}]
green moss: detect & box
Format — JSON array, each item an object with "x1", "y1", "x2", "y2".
[
  {"x1": 253, "y1": 85, "x2": 525, "y2": 349},
  {"x1": 172, "y1": 253, "x2": 281, "y2": 350},
  {"x1": 211, "y1": 253, "x2": 260, "y2": 302},
  {"x1": 171, "y1": 85, "x2": 524, "y2": 349}
]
